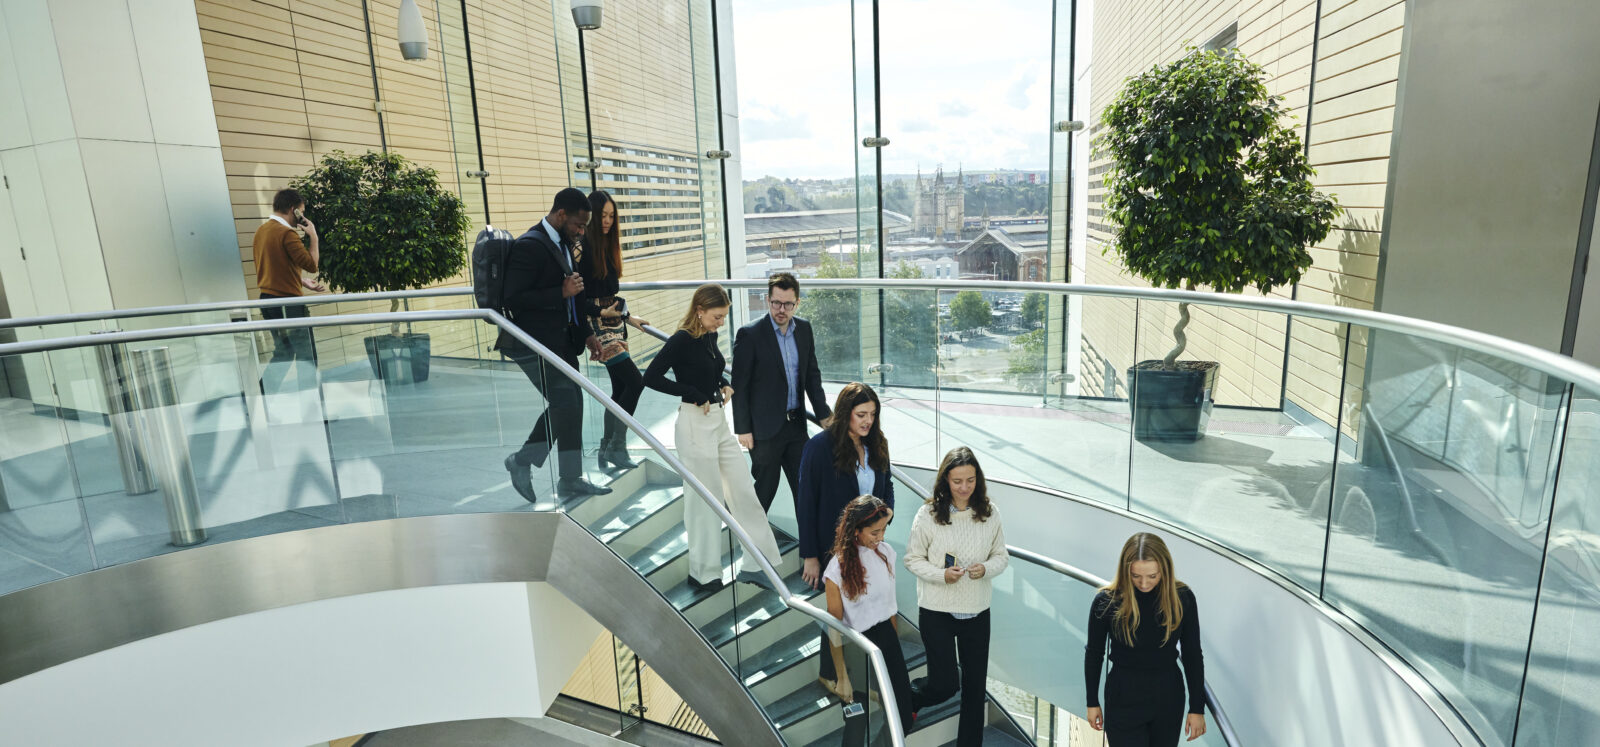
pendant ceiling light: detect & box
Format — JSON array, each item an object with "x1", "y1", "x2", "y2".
[
  {"x1": 399, "y1": 0, "x2": 428, "y2": 60},
  {"x1": 571, "y1": 0, "x2": 603, "y2": 31}
]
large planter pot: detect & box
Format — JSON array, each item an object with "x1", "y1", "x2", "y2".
[
  {"x1": 1127, "y1": 360, "x2": 1219, "y2": 442},
  {"x1": 364, "y1": 332, "x2": 431, "y2": 384}
]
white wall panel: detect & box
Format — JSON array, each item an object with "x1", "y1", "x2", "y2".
[
  {"x1": 128, "y1": 0, "x2": 222, "y2": 148},
  {"x1": 77, "y1": 139, "x2": 182, "y2": 309},
  {"x1": 32, "y1": 139, "x2": 111, "y2": 311},
  {"x1": 2, "y1": 0, "x2": 75, "y2": 145},
  {"x1": 157, "y1": 144, "x2": 247, "y2": 303},
  {"x1": 0, "y1": 583, "x2": 558, "y2": 747},
  {"x1": 0, "y1": 149, "x2": 70, "y2": 315},
  {"x1": 47, "y1": 0, "x2": 154, "y2": 143},
  {"x1": 0, "y1": 16, "x2": 33, "y2": 152},
  {"x1": 0, "y1": 160, "x2": 37, "y2": 318}
]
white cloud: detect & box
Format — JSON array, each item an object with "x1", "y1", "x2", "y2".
[{"x1": 730, "y1": 0, "x2": 1058, "y2": 180}]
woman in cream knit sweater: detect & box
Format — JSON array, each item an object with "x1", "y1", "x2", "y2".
[{"x1": 902, "y1": 447, "x2": 1008, "y2": 746}]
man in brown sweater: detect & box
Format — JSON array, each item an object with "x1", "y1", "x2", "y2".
[{"x1": 253, "y1": 188, "x2": 324, "y2": 393}]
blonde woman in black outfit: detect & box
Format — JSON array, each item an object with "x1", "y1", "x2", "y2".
[
  {"x1": 644, "y1": 284, "x2": 782, "y2": 592},
  {"x1": 1085, "y1": 532, "x2": 1207, "y2": 746},
  {"x1": 580, "y1": 190, "x2": 649, "y2": 470}
]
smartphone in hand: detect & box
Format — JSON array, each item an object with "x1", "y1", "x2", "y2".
[
  {"x1": 293, "y1": 208, "x2": 308, "y2": 227},
  {"x1": 944, "y1": 553, "x2": 957, "y2": 569}
]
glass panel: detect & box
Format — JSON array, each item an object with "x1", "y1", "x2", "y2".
[
  {"x1": 1324, "y1": 327, "x2": 1562, "y2": 746},
  {"x1": 1127, "y1": 301, "x2": 1340, "y2": 590},
  {"x1": 1518, "y1": 386, "x2": 1600, "y2": 746},
  {"x1": 688, "y1": 0, "x2": 727, "y2": 279},
  {"x1": 0, "y1": 349, "x2": 92, "y2": 596}
]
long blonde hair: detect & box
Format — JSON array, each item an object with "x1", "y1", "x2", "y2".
[
  {"x1": 677, "y1": 283, "x2": 730, "y2": 338},
  {"x1": 1101, "y1": 532, "x2": 1186, "y2": 645}
]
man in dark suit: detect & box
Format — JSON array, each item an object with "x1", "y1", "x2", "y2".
[
  {"x1": 499, "y1": 188, "x2": 611, "y2": 501},
  {"x1": 732, "y1": 272, "x2": 832, "y2": 512}
]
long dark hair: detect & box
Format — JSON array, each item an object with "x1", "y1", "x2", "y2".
[
  {"x1": 826, "y1": 382, "x2": 889, "y2": 476},
  {"x1": 829, "y1": 495, "x2": 893, "y2": 600},
  {"x1": 1100, "y1": 532, "x2": 1187, "y2": 645},
  {"x1": 928, "y1": 446, "x2": 992, "y2": 525},
  {"x1": 586, "y1": 190, "x2": 623, "y2": 279}
]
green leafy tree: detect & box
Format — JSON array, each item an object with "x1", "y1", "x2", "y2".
[
  {"x1": 1021, "y1": 292, "x2": 1047, "y2": 327},
  {"x1": 1006, "y1": 328, "x2": 1046, "y2": 393},
  {"x1": 1097, "y1": 48, "x2": 1339, "y2": 367},
  {"x1": 797, "y1": 252, "x2": 861, "y2": 380},
  {"x1": 949, "y1": 290, "x2": 992, "y2": 333},
  {"x1": 290, "y1": 151, "x2": 469, "y2": 330},
  {"x1": 883, "y1": 261, "x2": 937, "y2": 387}
]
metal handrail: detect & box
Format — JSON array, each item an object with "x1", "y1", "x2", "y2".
[
  {"x1": 4, "y1": 279, "x2": 1597, "y2": 400},
  {"x1": 887, "y1": 470, "x2": 1242, "y2": 746},
  {"x1": 0, "y1": 308, "x2": 906, "y2": 746}
]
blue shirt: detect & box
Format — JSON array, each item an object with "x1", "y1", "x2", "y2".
[
  {"x1": 771, "y1": 316, "x2": 800, "y2": 411},
  {"x1": 855, "y1": 446, "x2": 875, "y2": 496}
]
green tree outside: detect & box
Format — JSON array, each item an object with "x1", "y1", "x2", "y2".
[
  {"x1": 1006, "y1": 328, "x2": 1046, "y2": 393},
  {"x1": 883, "y1": 261, "x2": 937, "y2": 388},
  {"x1": 797, "y1": 251, "x2": 862, "y2": 381},
  {"x1": 949, "y1": 290, "x2": 993, "y2": 333},
  {"x1": 1021, "y1": 292, "x2": 1047, "y2": 327}
]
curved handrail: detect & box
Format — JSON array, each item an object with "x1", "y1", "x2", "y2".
[
  {"x1": 886, "y1": 469, "x2": 1242, "y2": 746},
  {"x1": 4, "y1": 279, "x2": 1597, "y2": 398},
  {"x1": 0, "y1": 308, "x2": 907, "y2": 746}
]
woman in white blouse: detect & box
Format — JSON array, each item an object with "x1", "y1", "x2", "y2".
[{"x1": 823, "y1": 494, "x2": 915, "y2": 731}]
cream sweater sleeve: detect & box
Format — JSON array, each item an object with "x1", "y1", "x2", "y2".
[
  {"x1": 903, "y1": 504, "x2": 947, "y2": 583},
  {"x1": 980, "y1": 505, "x2": 1009, "y2": 577}
]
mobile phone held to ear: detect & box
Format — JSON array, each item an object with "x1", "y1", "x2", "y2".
[
  {"x1": 293, "y1": 208, "x2": 307, "y2": 227},
  {"x1": 944, "y1": 553, "x2": 957, "y2": 569}
]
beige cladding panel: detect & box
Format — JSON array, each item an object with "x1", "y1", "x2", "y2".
[{"x1": 198, "y1": 0, "x2": 711, "y2": 304}]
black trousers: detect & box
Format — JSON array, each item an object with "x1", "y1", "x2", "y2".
[
  {"x1": 861, "y1": 618, "x2": 916, "y2": 734},
  {"x1": 1103, "y1": 665, "x2": 1187, "y2": 747},
  {"x1": 600, "y1": 357, "x2": 644, "y2": 445},
  {"x1": 259, "y1": 296, "x2": 315, "y2": 392},
  {"x1": 913, "y1": 608, "x2": 990, "y2": 746},
  {"x1": 749, "y1": 417, "x2": 807, "y2": 512},
  {"x1": 510, "y1": 350, "x2": 584, "y2": 480}
]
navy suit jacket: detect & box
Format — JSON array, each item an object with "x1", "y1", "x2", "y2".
[
  {"x1": 797, "y1": 430, "x2": 894, "y2": 559},
  {"x1": 495, "y1": 222, "x2": 588, "y2": 358},
  {"x1": 731, "y1": 315, "x2": 831, "y2": 440}
]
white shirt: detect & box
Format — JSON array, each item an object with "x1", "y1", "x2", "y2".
[
  {"x1": 539, "y1": 218, "x2": 571, "y2": 271},
  {"x1": 268, "y1": 214, "x2": 295, "y2": 230},
  {"x1": 824, "y1": 541, "x2": 899, "y2": 632}
]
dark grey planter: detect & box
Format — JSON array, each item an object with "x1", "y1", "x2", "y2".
[
  {"x1": 364, "y1": 332, "x2": 431, "y2": 384},
  {"x1": 1128, "y1": 360, "x2": 1219, "y2": 442}
]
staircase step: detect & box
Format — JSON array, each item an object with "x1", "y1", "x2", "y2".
[{"x1": 578, "y1": 485, "x2": 681, "y2": 543}]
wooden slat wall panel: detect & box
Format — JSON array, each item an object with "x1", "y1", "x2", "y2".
[
  {"x1": 1082, "y1": 0, "x2": 1403, "y2": 427},
  {"x1": 197, "y1": 0, "x2": 715, "y2": 371}
]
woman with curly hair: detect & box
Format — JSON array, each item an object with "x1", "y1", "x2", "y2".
[{"x1": 822, "y1": 495, "x2": 914, "y2": 731}]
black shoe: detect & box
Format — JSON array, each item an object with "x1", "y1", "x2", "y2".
[
  {"x1": 557, "y1": 477, "x2": 613, "y2": 497},
  {"x1": 687, "y1": 576, "x2": 724, "y2": 593},
  {"x1": 505, "y1": 455, "x2": 537, "y2": 503},
  {"x1": 735, "y1": 569, "x2": 775, "y2": 589},
  {"x1": 598, "y1": 442, "x2": 641, "y2": 471}
]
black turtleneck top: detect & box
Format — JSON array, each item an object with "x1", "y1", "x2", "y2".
[
  {"x1": 1084, "y1": 585, "x2": 1205, "y2": 714},
  {"x1": 643, "y1": 329, "x2": 732, "y2": 405}
]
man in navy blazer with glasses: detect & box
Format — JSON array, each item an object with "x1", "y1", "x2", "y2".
[{"x1": 732, "y1": 272, "x2": 832, "y2": 513}]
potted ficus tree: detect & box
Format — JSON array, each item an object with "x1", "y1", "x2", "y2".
[
  {"x1": 291, "y1": 150, "x2": 469, "y2": 384},
  {"x1": 1098, "y1": 48, "x2": 1339, "y2": 441}
]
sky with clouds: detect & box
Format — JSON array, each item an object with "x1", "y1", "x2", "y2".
[{"x1": 731, "y1": 0, "x2": 1058, "y2": 181}]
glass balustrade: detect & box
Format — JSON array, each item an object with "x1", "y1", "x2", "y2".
[{"x1": 3, "y1": 280, "x2": 1600, "y2": 747}]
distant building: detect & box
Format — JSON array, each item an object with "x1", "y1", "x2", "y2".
[
  {"x1": 743, "y1": 209, "x2": 914, "y2": 268},
  {"x1": 914, "y1": 166, "x2": 965, "y2": 239},
  {"x1": 957, "y1": 225, "x2": 1048, "y2": 282}
]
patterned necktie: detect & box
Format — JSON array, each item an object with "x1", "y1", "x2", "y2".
[{"x1": 562, "y1": 241, "x2": 579, "y2": 325}]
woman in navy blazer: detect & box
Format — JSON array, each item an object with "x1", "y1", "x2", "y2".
[{"x1": 798, "y1": 381, "x2": 894, "y2": 698}]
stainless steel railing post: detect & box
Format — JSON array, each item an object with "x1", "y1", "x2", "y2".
[
  {"x1": 91, "y1": 330, "x2": 156, "y2": 495},
  {"x1": 128, "y1": 346, "x2": 206, "y2": 547}
]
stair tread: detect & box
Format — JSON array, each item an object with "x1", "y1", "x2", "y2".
[{"x1": 582, "y1": 486, "x2": 681, "y2": 543}]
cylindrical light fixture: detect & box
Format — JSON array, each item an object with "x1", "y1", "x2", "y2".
[
  {"x1": 398, "y1": 0, "x2": 428, "y2": 60},
  {"x1": 572, "y1": 0, "x2": 603, "y2": 30}
]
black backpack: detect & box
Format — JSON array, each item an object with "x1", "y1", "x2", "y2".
[{"x1": 471, "y1": 226, "x2": 514, "y2": 311}]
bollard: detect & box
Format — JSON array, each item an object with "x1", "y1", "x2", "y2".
[
  {"x1": 92, "y1": 331, "x2": 156, "y2": 495},
  {"x1": 129, "y1": 346, "x2": 206, "y2": 547}
]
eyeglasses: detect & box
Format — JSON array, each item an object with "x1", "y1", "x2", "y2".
[{"x1": 768, "y1": 300, "x2": 797, "y2": 311}]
